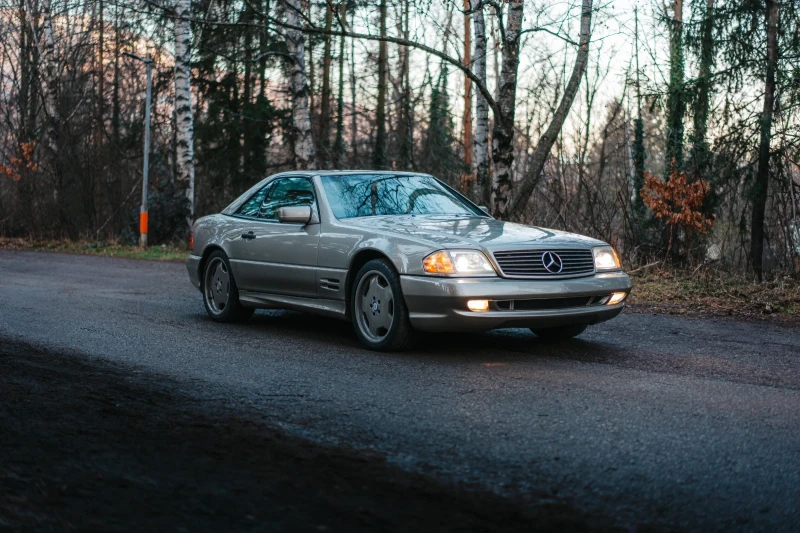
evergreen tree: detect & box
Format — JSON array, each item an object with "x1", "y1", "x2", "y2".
[
  {"x1": 193, "y1": 0, "x2": 284, "y2": 212},
  {"x1": 418, "y1": 67, "x2": 460, "y2": 185}
]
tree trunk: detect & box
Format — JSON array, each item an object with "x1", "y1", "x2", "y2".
[
  {"x1": 306, "y1": 1, "x2": 315, "y2": 116},
  {"x1": 350, "y1": 29, "x2": 358, "y2": 162},
  {"x1": 507, "y1": 0, "x2": 594, "y2": 220},
  {"x1": 31, "y1": 0, "x2": 63, "y2": 224},
  {"x1": 18, "y1": 0, "x2": 31, "y2": 141},
  {"x1": 397, "y1": 0, "x2": 413, "y2": 169},
  {"x1": 666, "y1": 0, "x2": 684, "y2": 174},
  {"x1": 17, "y1": 0, "x2": 35, "y2": 232},
  {"x1": 471, "y1": 0, "x2": 490, "y2": 206},
  {"x1": 632, "y1": 6, "x2": 645, "y2": 219},
  {"x1": 333, "y1": 0, "x2": 347, "y2": 167},
  {"x1": 461, "y1": 0, "x2": 473, "y2": 192},
  {"x1": 373, "y1": 0, "x2": 388, "y2": 169},
  {"x1": 112, "y1": 3, "x2": 121, "y2": 145},
  {"x1": 285, "y1": 0, "x2": 316, "y2": 169},
  {"x1": 97, "y1": 0, "x2": 104, "y2": 146},
  {"x1": 690, "y1": 0, "x2": 713, "y2": 180},
  {"x1": 38, "y1": 0, "x2": 59, "y2": 150},
  {"x1": 242, "y1": 2, "x2": 254, "y2": 185},
  {"x1": 319, "y1": 1, "x2": 333, "y2": 168},
  {"x1": 489, "y1": 0, "x2": 523, "y2": 218},
  {"x1": 259, "y1": 0, "x2": 270, "y2": 98},
  {"x1": 751, "y1": 0, "x2": 779, "y2": 280},
  {"x1": 174, "y1": 0, "x2": 196, "y2": 219}
]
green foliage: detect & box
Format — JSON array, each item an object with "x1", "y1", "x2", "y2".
[
  {"x1": 417, "y1": 66, "x2": 461, "y2": 186},
  {"x1": 192, "y1": 0, "x2": 285, "y2": 213}
]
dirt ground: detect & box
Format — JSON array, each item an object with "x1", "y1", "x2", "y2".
[{"x1": 0, "y1": 339, "x2": 619, "y2": 532}]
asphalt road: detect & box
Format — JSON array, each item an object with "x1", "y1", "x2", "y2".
[{"x1": 2, "y1": 250, "x2": 799, "y2": 531}]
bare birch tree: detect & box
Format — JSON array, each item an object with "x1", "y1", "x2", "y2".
[
  {"x1": 461, "y1": 0, "x2": 473, "y2": 190},
  {"x1": 471, "y1": 0, "x2": 490, "y2": 206},
  {"x1": 285, "y1": 0, "x2": 316, "y2": 169},
  {"x1": 174, "y1": 0, "x2": 196, "y2": 220},
  {"x1": 36, "y1": 0, "x2": 56, "y2": 106},
  {"x1": 490, "y1": 0, "x2": 524, "y2": 218}
]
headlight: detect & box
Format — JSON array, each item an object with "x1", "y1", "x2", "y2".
[
  {"x1": 593, "y1": 246, "x2": 621, "y2": 271},
  {"x1": 423, "y1": 250, "x2": 496, "y2": 276}
]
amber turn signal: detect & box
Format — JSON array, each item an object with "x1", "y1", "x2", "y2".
[{"x1": 423, "y1": 251, "x2": 455, "y2": 274}]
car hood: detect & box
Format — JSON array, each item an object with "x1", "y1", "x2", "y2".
[{"x1": 346, "y1": 215, "x2": 605, "y2": 250}]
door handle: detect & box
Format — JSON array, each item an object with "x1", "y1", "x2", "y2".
[{"x1": 241, "y1": 232, "x2": 256, "y2": 240}]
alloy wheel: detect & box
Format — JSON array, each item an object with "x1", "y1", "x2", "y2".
[
  {"x1": 204, "y1": 257, "x2": 230, "y2": 315},
  {"x1": 355, "y1": 270, "x2": 395, "y2": 342}
]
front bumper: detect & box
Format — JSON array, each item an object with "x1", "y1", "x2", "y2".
[{"x1": 400, "y1": 271, "x2": 632, "y2": 332}]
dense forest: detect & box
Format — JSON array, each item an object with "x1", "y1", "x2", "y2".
[{"x1": 0, "y1": 0, "x2": 799, "y2": 277}]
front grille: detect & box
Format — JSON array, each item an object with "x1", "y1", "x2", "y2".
[{"x1": 492, "y1": 248, "x2": 595, "y2": 278}]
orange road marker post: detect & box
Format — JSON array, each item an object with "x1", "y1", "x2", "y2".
[{"x1": 126, "y1": 52, "x2": 154, "y2": 248}]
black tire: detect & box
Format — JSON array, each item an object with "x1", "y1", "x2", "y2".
[
  {"x1": 350, "y1": 259, "x2": 417, "y2": 351},
  {"x1": 202, "y1": 250, "x2": 254, "y2": 323},
  {"x1": 530, "y1": 324, "x2": 588, "y2": 341}
]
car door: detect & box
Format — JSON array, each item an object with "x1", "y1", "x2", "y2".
[{"x1": 227, "y1": 177, "x2": 320, "y2": 298}]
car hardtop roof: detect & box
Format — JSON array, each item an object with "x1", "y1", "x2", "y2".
[{"x1": 269, "y1": 170, "x2": 430, "y2": 178}]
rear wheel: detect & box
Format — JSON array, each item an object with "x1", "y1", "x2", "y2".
[
  {"x1": 530, "y1": 324, "x2": 588, "y2": 341},
  {"x1": 351, "y1": 259, "x2": 417, "y2": 351},
  {"x1": 202, "y1": 251, "x2": 254, "y2": 323}
]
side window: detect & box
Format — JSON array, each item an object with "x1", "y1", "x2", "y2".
[
  {"x1": 235, "y1": 182, "x2": 274, "y2": 218},
  {"x1": 258, "y1": 177, "x2": 316, "y2": 221}
]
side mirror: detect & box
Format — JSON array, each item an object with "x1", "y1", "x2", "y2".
[
  {"x1": 479, "y1": 205, "x2": 490, "y2": 215},
  {"x1": 278, "y1": 205, "x2": 312, "y2": 224}
]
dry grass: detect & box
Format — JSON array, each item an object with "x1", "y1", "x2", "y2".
[
  {"x1": 0, "y1": 238, "x2": 188, "y2": 262},
  {"x1": 628, "y1": 267, "x2": 800, "y2": 322}
]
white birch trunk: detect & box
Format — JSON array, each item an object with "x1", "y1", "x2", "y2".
[
  {"x1": 174, "y1": 0, "x2": 196, "y2": 220},
  {"x1": 285, "y1": 0, "x2": 316, "y2": 169},
  {"x1": 490, "y1": 0, "x2": 524, "y2": 218},
  {"x1": 471, "y1": 0, "x2": 490, "y2": 205},
  {"x1": 39, "y1": 0, "x2": 58, "y2": 124}
]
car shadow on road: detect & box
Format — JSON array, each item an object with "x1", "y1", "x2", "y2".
[{"x1": 243, "y1": 309, "x2": 616, "y2": 365}]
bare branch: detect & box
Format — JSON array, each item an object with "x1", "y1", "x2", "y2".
[{"x1": 240, "y1": 0, "x2": 500, "y2": 115}]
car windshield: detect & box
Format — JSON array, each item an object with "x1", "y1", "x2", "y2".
[{"x1": 320, "y1": 174, "x2": 485, "y2": 219}]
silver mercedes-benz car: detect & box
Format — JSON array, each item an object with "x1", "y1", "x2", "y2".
[{"x1": 187, "y1": 171, "x2": 631, "y2": 351}]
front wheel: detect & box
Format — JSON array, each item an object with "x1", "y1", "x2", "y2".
[
  {"x1": 530, "y1": 324, "x2": 588, "y2": 341},
  {"x1": 350, "y1": 259, "x2": 417, "y2": 351},
  {"x1": 202, "y1": 250, "x2": 254, "y2": 323}
]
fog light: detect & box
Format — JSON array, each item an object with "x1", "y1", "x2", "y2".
[
  {"x1": 467, "y1": 299, "x2": 490, "y2": 312},
  {"x1": 608, "y1": 292, "x2": 627, "y2": 305}
]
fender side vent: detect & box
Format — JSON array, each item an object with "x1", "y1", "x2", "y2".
[{"x1": 320, "y1": 278, "x2": 340, "y2": 291}]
